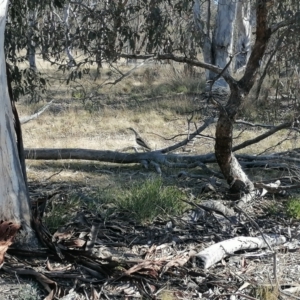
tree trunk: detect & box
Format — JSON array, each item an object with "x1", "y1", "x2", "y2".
[
  {"x1": 64, "y1": 2, "x2": 76, "y2": 67},
  {"x1": 28, "y1": 8, "x2": 37, "y2": 71},
  {"x1": 215, "y1": 91, "x2": 254, "y2": 194},
  {"x1": 209, "y1": 0, "x2": 252, "y2": 86},
  {"x1": 0, "y1": 0, "x2": 35, "y2": 264},
  {"x1": 214, "y1": 0, "x2": 271, "y2": 194},
  {"x1": 232, "y1": 0, "x2": 252, "y2": 73}
]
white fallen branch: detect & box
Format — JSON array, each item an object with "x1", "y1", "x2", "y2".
[
  {"x1": 281, "y1": 286, "x2": 300, "y2": 295},
  {"x1": 196, "y1": 234, "x2": 286, "y2": 269},
  {"x1": 254, "y1": 180, "x2": 281, "y2": 196},
  {"x1": 20, "y1": 100, "x2": 54, "y2": 124}
]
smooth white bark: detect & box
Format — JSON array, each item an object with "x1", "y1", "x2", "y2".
[
  {"x1": 0, "y1": 0, "x2": 32, "y2": 235},
  {"x1": 212, "y1": 0, "x2": 253, "y2": 86},
  {"x1": 232, "y1": 0, "x2": 252, "y2": 73},
  {"x1": 212, "y1": 0, "x2": 237, "y2": 86}
]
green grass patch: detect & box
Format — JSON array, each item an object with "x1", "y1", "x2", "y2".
[
  {"x1": 286, "y1": 198, "x2": 300, "y2": 219},
  {"x1": 117, "y1": 177, "x2": 186, "y2": 223}
]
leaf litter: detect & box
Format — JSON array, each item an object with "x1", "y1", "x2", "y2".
[{"x1": 2, "y1": 179, "x2": 300, "y2": 300}]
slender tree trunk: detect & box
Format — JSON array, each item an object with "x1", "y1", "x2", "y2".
[
  {"x1": 64, "y1": 2, "x2": 76, "y2": 67},
  {"x1": 215, "y1": 0, "x2": 271, "y2": 194},
  {"x1": 28, "y1": 8, "x2": 37, "y2": 71},
  {"x1": 0, "y1": 0, "x2": 35, "y2": 264},
  {"x1": 215, "y1": 89, "x2": 254, "y2": 193}
]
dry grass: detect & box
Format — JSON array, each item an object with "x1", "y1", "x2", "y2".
[
  {"x1": 17, "y1": 60, "x2": 300, "y2": 186},
  {"x1": 18, "y1": 63, "x2": 212, "y2": 153}
]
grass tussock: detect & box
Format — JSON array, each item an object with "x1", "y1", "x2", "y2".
[
  {"x1": 117, "y1": 177, "x2": 186, "y2": 223},
  {"x1": 91, "y1": 177, "x2": 187, "y2": 224},
  {"x1": 118, "y1": 178, "x2": 184, "y2": 223},
  {"x1": 43, "y1": 177, "x2": 186, "y2": 232},
  {"x1": 286, "y1": 198, "x2": 300, "y2": 219}
]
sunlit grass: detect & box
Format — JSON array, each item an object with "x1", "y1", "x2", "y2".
[
  {"x1": 116, "y1": 177, "x2": 186, "y2": 223},
  {"x1": 84, "y1": 177, "x2": 187, "y2": 224}
]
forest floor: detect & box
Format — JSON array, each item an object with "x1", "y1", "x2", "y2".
[{"x1": 2, "y1": 63, "x2": 300, "y2": 299}]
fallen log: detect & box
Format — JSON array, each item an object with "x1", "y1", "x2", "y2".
[
  {"x1": 24, "y1": 148, "x2": 217, "y2": 165},
  {"x1": 196, "y1": 234, "x2": 286, "y2": 269}
]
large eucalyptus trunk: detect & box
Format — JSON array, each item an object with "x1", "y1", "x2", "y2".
[
  {"x1": 232, "y1": 0, "x2": 252, "y2": 73},
  {"x1": 212, "y1": 0, "x2": 238, "y2": 87},
  {"x1": 0, "y1": 0, "x2": 35, "y2": 264},
  {"x1": 194, "y1": 0, "x2": 253, "y2": 86}
]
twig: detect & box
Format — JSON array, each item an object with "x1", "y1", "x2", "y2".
[
  {"x1": 159, "y1": 117, "x2": 216, "y2": 153},
  {"x1": 43, "y1": 169, "x2": 63, "y2": 181},
  {"x1": 105, "y1": 57, "x2": 153, "y2": 85},
  {"x1": 233, "y1": 121, "x2": 294, "y2": 152}
]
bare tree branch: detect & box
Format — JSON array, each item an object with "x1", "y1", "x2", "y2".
[
  {"x1": 106, "y1": 58, "x2": 153, "y2": 85},
  {"x1": 235, "y1": 120, "x2": 274, "y2": 129},
  {"x1": 20, "y1": 100, "x2": 54, "y2": 124},
  {"x1": 159, "y1": 117, "x2": 216, "y2": 154},
  {"x1": 271, "y1": 14, "x2": 300, "y2": 33},
  {"x1": 233, "y1": 121, "x2": 295, "y2": 152},
  {"x1": 120, "y1": 53, "x2": 236, "y2": 85}
]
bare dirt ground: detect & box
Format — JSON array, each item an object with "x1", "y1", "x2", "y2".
[{"x1": 2, "y1": 65, "x2": 300, "y2": 299}]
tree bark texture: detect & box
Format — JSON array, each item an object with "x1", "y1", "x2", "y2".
[
  {"x1": 0, "y1": 0, "x2": 34, "y2": 262},
  {"x1": 215, "y1": 90, "x2": 254, "y2": 193}
]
